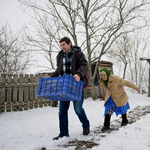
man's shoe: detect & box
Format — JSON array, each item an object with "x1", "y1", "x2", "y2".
[
  {"x1": 101, "y1": 125, "x2": 110, "y2": 131},
  {"x1": 53, "y1": 135, "x2": 69, "y2": 140},
  {"x1": 53, "y1": 135, "x2": 61, "y2": 140},
  {"x1": 83, "y1": 127, "x2": 90, "y2": 135},
  {"x1": 121, "y1": 122, "x2": 128, "y2": 126}
]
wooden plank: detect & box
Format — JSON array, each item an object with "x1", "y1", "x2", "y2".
[
  {"x1": 44, "y1": 74, "x2": 48, "y2": 106},
  {"x1": 48, "y1": 99, "x2": 52, "y2": 107},
  {"x1": 39, "y1": 97, "x2": 43, "y2": 107},
  {"x1": 34, "y1": 74, "x2": 39, "y2": 108},
  {"x1": 6, "y1": 74, "x2": 12, "y2": 112},
  {"x1": 18, "y1": 74, "x2": 23, "y2": 111},
  {"x1": 0, "y1": 83, "x2": 39, "y2": 88},
  {"x1": 51, "y1": 101, "x2": 58, "y2": 107},
  {"x1": 0, "y1": 74, "x2": 6, "y2": 112},
  {"x1": 38, "y1": 73, "x2": 43, "y2": 107},
  {"x1": 29, "y1": 74, "x2": 34, "y2": 109},
  {"x1": 24, "y1": 74, "x2": 28, "y2": 110},
  {"x1": 12, "y1": 74, "x2": 18, "y2": 111},
  {"x1": 0, "y1": 99, "x2": 51, "y2": 108}
]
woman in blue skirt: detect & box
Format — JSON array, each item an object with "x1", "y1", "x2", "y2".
[{"x1": 99, "y1": 68, "x2": 140, "y2": 131}]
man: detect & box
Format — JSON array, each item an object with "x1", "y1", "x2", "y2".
[{"x1": 51, "y1": 37, "x2": 90, "y2": 140}]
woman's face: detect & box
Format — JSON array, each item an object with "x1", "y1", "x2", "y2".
[{"x1": 101, "y1": 73, "x2": 107, "y2": 81}]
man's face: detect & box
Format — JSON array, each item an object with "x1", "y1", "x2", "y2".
[{"x1": 60, "y1": 41, "x2": 71, "y2": 54}]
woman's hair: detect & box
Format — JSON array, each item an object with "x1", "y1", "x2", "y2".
[{"x1": 100, "y1": 71, "x2": 106, "y2": 75}]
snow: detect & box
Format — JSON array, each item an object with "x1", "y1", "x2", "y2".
[{"x1": 0, "y1": 91, "x2": 150, "y2": 150}]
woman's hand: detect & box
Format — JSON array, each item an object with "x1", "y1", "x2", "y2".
[
  {"x1": 136, "y1": 88, "x2": 140, "y2": 93},
  {"x1": 74, "y1": 74, "x2": 80, "y2": 82}
]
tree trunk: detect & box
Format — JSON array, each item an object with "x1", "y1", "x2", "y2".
[
  {"x1": 91, "y1": 79, "x2": 96, "y2": 100},
  {"x1": 123, "y1": 63, "x2": 127, "y2": 79}
]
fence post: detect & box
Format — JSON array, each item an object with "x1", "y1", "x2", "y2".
[
  {"x1": 6, "y1": 74, "x2": 12, "y2": 112},
  {"x1": 24, "y1": 74, "x2": 28, "y2": 110},
  {"x1": 18, "y1": 74, "x2": 23, "y2": 111},
  {"x1": 39, "y1": 73, "x2": 43, "y2": 107},
  {"x1": 12, "y1": 74, "x2": 18, "y2": 111},
  {"x1": 44, "y1": 74, "x2": 48, "y2": 106},
  {"x1": 29, "y1": 74, "x2": 34, "y2": 109},
  {"x1": 0, "y1": 74, "x2": 6, "y2": 112},
  {"x1": 34, "y1": 74, "x2": 39, "y2": 108}
]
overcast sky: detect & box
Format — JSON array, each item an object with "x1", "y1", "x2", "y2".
[
  {"x1": 0, "y1": 0, "x2": 31, "y2": 30},
  {"x1": 0, "y1": 0, "x2": 44, "y2": 74},
  {"x1": 0, "y1": 0, "x2": 150, "y2": 74}
]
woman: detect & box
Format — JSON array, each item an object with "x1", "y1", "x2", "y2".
[{"x1": 99, "y1": 68, "x2": 140, "y2": 131}]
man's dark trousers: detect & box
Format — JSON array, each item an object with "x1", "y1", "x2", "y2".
[{"x1": 58, "y1": 91, "x2": 90, "y2": 137}]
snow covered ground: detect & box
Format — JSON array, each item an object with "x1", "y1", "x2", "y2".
[{"x1": 0, "y1": 90, "x2": 150, "y2": 150}]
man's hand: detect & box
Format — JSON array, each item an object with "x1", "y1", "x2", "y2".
[
  {"x1": 74, "y1": 74, "x2": 80, "y2": 82},
  {"x1": 136, "y1": 88, "x2": 140, "y2": 93}
]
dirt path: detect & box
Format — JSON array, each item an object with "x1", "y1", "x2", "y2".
[{"x1": 59, "y1": 105, "x2": 150, "y2": 150}]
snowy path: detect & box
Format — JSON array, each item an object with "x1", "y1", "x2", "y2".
[
  {"x1": 54, "y1": 105, "x2": 150, "y2": 150},
  {"x1": 0, "y1": 91, "x2": 150, "y2": 150}
]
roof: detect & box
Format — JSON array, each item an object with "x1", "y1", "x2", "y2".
[
  {"x1": 35, "y1": 69, "x2": 55, "y2": 75},
  {"x1": 92, "y1": 60, "x2": 113, "y2": 67},
  {"x1": 140, "y1": 57, "x2": 150, "y2": 62}
]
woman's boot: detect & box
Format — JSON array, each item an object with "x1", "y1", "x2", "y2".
[
  {"x1": 121, "y1": 113, "x2": 128, "y2": 126},
  {"x1": 101, "y1": 114, "x2": 111, "y2": 131}
]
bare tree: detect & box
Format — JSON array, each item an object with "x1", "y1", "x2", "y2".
[
  {"x1": 19, "y1": 0, "x2": 150, "y2": 99},
  {"x1": 127, "y1": 31, "x2": 149, "y2": 89},
  {"x1": 20, "y1": 0, "x2": 80, "y2": 70},
  {"x1": 22, "y1": 12, "x2": 61, "y2": 70},
  {"x1": 108, "y1": 31, "x2": 149, "y2": 92},
  {"x1": 0, "y1": 24, "x2": 30, "y2": 74},
  {"x1": 108, "y1": 34, "x2": 132, "y2": 79}
]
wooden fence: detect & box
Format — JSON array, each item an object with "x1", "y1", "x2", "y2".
[{"x1": 0, "y1": 73, "x2": 57, "y2": 112}]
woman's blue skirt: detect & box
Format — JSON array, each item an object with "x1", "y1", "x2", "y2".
[{"x1": 104, "y1": 96, "x2": 130, "y2": 116}]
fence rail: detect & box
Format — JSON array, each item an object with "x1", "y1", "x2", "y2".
[{"x1": 0, "y1": 73, "x2": 57, "y2": 112}]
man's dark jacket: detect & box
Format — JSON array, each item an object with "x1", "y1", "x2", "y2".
[{"x1": 51, "y1": 46, "x2": 88, "y2": 88}]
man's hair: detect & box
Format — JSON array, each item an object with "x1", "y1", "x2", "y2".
[{"x1": 59, "y1": 37, "x2": 72, "y2": 45}]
